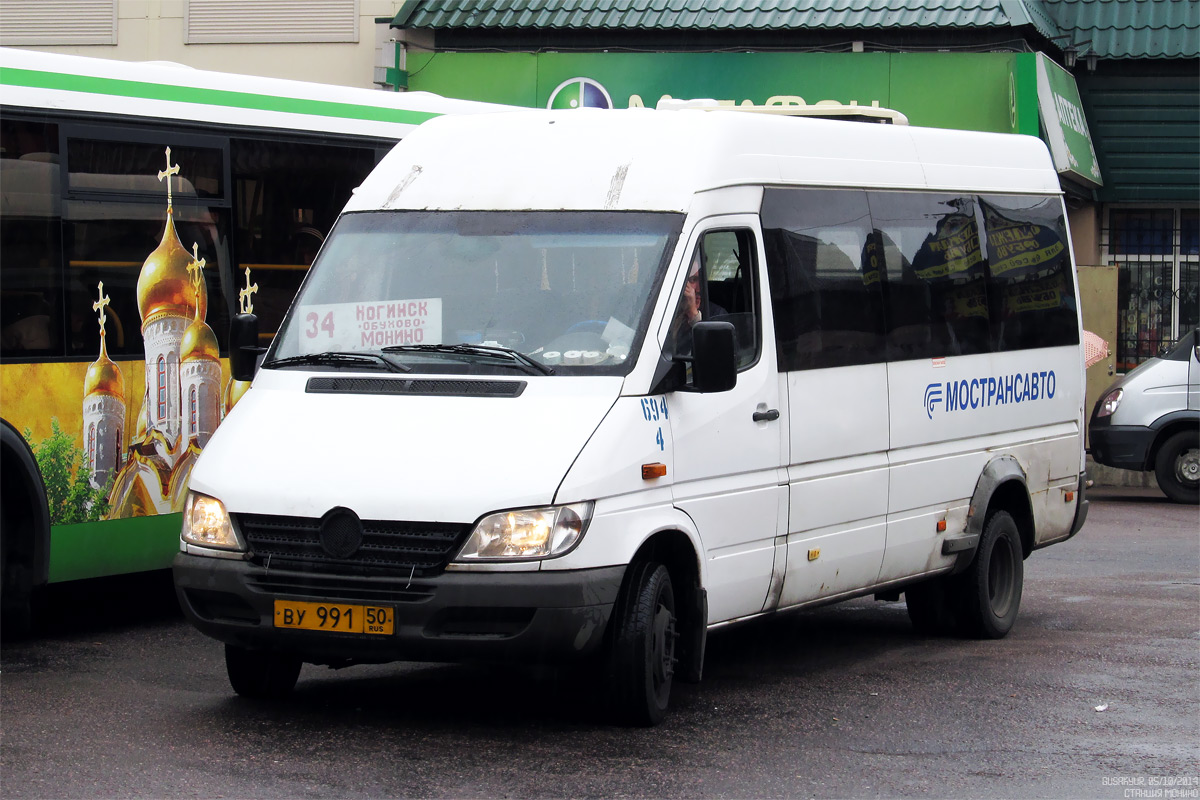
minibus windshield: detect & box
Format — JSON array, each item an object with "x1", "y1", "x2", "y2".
[{"x1": 269, "y1": 210, "x2": 682, "y2": 376}]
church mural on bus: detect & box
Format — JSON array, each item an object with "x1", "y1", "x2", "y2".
[{"x1": 79, "y1": 147, "x2": 251, "y2": 522}]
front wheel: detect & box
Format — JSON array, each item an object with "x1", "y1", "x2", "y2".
[
  {"x1": 225, "y1": 644, "x2": 302, "y2": 700},
  {"x1": 1154, "y1": 430, "x2": 1199, "y2": 505},
  {"x1": 959, "y1": 511, "x2": 1024, "y2": 639},
  {"x1": 607, "y1": 562, "x2": 677, "y2": 726}
]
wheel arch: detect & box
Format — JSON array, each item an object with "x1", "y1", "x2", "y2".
[
  {"x1": 949, "y1": 455, "x2": 1034, "y2": 572},
  {"x1": 1, "y1": 418, "x2": 52, "y2": 617},
  {"x1": 1146, "y1": 411, "x2": 1200, "y2": 469}
]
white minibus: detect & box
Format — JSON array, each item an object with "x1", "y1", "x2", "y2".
[{"x1": 173, "y1": 107, "x2": 1090, "y2": 725}]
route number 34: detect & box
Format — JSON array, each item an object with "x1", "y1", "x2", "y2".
[{"x1": 306, "y1": 311, "x2": 335, "y2": 338}]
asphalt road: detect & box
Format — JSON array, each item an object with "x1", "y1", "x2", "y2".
[{"x1": 2, "y1": 486, "x2": 1197, "y2": 799}]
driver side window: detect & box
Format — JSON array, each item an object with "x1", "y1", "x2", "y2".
[{"x1": 666, "y1": 228, "x2": 760, "y2": 370}]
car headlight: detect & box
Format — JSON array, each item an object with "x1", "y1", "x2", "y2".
[
  {"x1": 456, "y1": 502, "x2": 593, "y2": 561},
  {"x1": 181, "y1": 492, "x2": 243, "y2": 551},
  {"x1": 1096, "y1": 388, "x2": 1123, "y2": 417}
]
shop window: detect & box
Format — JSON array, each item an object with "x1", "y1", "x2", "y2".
[{"x1": 1107, "y1": 207, "x2": 1200, "y2": 370}]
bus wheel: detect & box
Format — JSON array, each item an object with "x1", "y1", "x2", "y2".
[
  {"x1": 608, "y1": 561, "x2": 677, "y2": 726},
  {"x1": 959, "y1": 511, "x2": 1024, "y2": 639},
  {"x1": 904, "y1": 577, "x2": 959, "y2": 636},
  {"x1": 1154, "y1": 430, "x2": 1199, "y2": 505},
  {"x1": 225, "y1": 644, "x2": 301, "y2": 700}
]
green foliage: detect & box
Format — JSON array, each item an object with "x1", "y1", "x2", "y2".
[{"x1": 24, "y1": 419, "x2": 112, "y2": 525}]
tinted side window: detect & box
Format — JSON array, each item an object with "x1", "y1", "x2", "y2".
[
  {"x1": 67, "y1": 136, "x2": 223, "y2": 199},
  {"x1": 762, "y1": 188, "x2": 885, "y2": 370},
  {"x1": 1, "y1": 117, "x2": 63, "y2": 358},
  {"x1": 981, "y1": 195, "x2": 1079, "y2": 350},
  {"x1": 62, "y1": 132, "x2": 232, "y2": 358},
  {"x1": 64, "y1": 200, "x2": 232, "y2": 358},
  {"x1": 867, "y1": 192, "x2": 990, "y2": 360}
]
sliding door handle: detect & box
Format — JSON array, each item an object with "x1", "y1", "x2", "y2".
[{"x1": 752, "y1": 408, "x2": 780, "y2": 422}]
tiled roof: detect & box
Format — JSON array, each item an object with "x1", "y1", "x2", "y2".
[
  {"x1": 1041, "y1": 0, "x2": 1199, "y2": 59},
  {"x1": 396, "y1": 0, "x2": 1061, "y2": 38}
]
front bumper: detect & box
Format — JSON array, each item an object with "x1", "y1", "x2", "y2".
[
  {"x1": 1089, "y1": 424, "x2": 1154, "y2": 471},
  {"x1": 173, "y1": 554, "x2": 624, "y2": 665}
]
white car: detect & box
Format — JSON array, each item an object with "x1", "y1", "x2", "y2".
[{"x1": 1090, "y1": 329, "x2": 1200, "y2": 504}]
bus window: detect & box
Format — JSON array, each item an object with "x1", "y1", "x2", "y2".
[
  {"x1": 762, "y1": 188, "x2": 885, "y2": 370},
  {"x1": 868, "y1": 191, "x2": 991, "y2": 360},
  {"x1": 64, "y1": 201, "x2": 232, "y2": 358},
  {"x1": 67, "y1": 137, "x2": 224, "y2": 200},
  {"x1": 231, "y1": 138, "x2": 377, "y2": 342},
  {"x1": 981, "y1": 195, "x2": 1079, "y2": 351},
  {"x1": 0, "y1": 118, "x2": 63, "y2": 358}
]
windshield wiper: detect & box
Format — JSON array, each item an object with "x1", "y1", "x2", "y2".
[
  {"x1": 262, "y1": 351, "x2": 411, "y2": 373},
  {"x1": 381, "y1": 343, "x2": 555, "y2": 376}
]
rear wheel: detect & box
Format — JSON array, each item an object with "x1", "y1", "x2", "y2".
[
  {"x1": 225, "y1": 645, "x2": 301, "y2": 700},
  {"x1": 1154, "y1": 430, "x2": 1199, "y2": 505},
  {"x1": 958, "y1": 511, "x2": 1024, "y2": 639},
  {"x1": 608, "y1": 562, "x2": 677, "y2": 726}
]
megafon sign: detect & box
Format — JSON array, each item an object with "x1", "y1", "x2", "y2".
[
  {"x1": 546, "y1": 78, "x2": 615, "y2": 109},
  {"x1": 545, "y1": 76, "x2": 884, "y2": 114}
]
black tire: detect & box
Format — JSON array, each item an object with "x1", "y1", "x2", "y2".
[
  {"x1": 958, "y1": 510, "x2": 1024, "y2": 639},
  {"x1": 607, "y1": 561, "x2": 677, "y2": 726},
  {"x1": 905, "y1": 577, "x2": 959, "y2": 636},
  {"x1": 225, "y1": 644, "x2": 302, "y2": 700},
  {"x1": 1, "y1": 421, "x2": 50, "y2": 639},
  {"x1": 1154, "y1": 430, "x2": 1199, "y2": 505}
]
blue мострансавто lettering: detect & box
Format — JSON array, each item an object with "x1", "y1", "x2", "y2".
[{"x1": 938, "y1": 369, "x2": 1055, "y2": 415}]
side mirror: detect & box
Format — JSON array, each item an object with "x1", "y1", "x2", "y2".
[
  {"x1": 229, "y1": 313, "x2": 262, "y2": 382},
  {"x1": 690, "y1": 321, "x2": 737, "y2": 393}
]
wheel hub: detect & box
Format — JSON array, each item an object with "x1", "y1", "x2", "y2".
[
  {"x1": 1175, "y1": 447, "x2": 1199, "y2": 486},
  {"x1": 651, "y1": 604, "x2": 677, "y2": 688},
  {"x1": 988, "y1": 541, "x2": 1015, "y2": 617}
]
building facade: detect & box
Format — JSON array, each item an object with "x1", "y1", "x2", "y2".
[{"x1": 0, "y1": 0, "x2": 408, "y2": 89}]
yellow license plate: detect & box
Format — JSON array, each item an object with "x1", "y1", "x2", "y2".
[{"x1": 274, "y1": 600, "x2": 394, "y2": 635}]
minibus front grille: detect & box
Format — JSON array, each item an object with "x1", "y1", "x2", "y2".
[
  {"x1": 305, "y1": 377, "x2": 526, "y2": 398},
  {"x1": 246, "y1": 572, "x2": 436, "y2": 604},
  {"x1": 235, "y1": 513, "x2": 471, "y2": 577}
]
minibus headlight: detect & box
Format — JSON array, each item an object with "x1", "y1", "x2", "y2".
[
  {"x1": 456, "y1": 502, "x2": 593, "y2": 561},
  {"x1": 181, "y1": 492, "x2": 243, "y2": 551},
  {"x1": 1097, "y1": 388, "x2": 1123, "y2": 417}
]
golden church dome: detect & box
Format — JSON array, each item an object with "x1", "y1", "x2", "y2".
[
  {"x1": 83, "y1": 342, "x2": 124, "y2": 399},
  {"x1": 137, "y1": 213, "x2": 206, "y2": 323},
  {"x1": 223, "y1": 377, "x2": 250, "y2": 413},
  {"x1": 181, "y1": 318, "x2": 219, "y2": 362}
]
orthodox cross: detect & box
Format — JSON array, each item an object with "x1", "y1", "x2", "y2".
[
  {"x1": 157, "y1": 147, "x2": 181, "y2": 212},
  {"x1": 92, "y1": 282, "x2": 111, "y2": 338},
  {"x1": 239, "y1": 266, "x2": 258, "y2": 314},
  {"x1": 187, "y1": 242, "x2": 207, "y2": 292}
]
